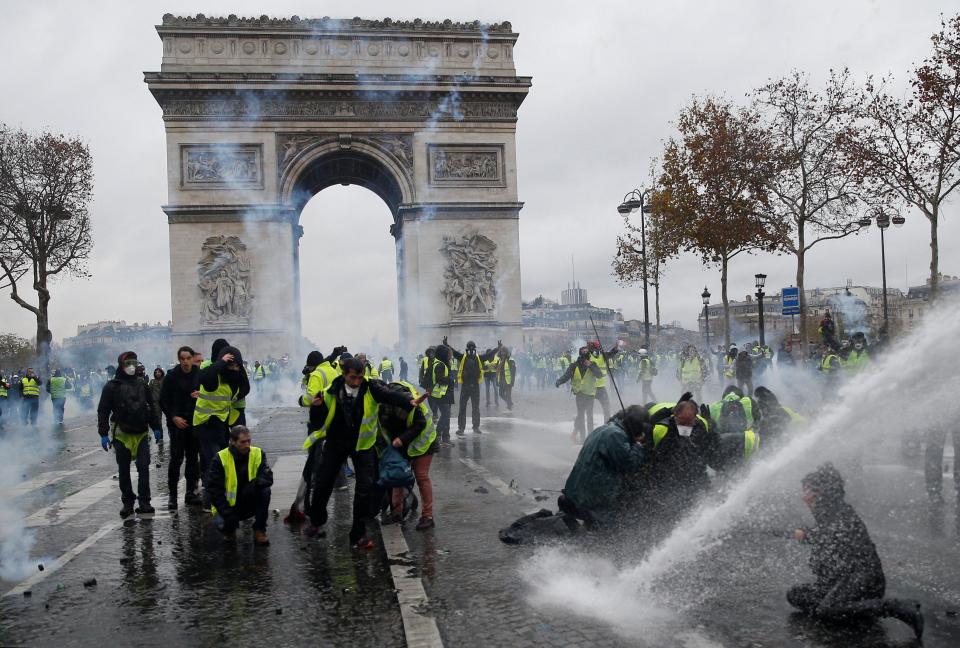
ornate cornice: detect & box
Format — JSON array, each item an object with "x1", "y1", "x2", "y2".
[
  {"x1": 159, "y1": 14, "x2": 514, "y2": 34},
  {"x1": 152, "y1": 90, "x2": 519, "y2": 122}
]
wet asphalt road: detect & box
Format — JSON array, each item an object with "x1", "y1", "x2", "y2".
[{"x1": 2, "y1": 383, "x2": 960, "y2": 647}]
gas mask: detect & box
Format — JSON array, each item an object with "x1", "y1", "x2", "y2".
[
  {"x1": 854, "y1": 343, "x2": 863, "y2": 350},
  {"x1": 123, "y1": 365, "x2": 137, "y2": 376},
  {"x1": 677, "y1": 424, "x2": 693, "y2": 437}
]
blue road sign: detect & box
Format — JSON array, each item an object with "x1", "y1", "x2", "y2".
[{"x1": 782, "y1": 287, "x2": 800, "y2": 315}]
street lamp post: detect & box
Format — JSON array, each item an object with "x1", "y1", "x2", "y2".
[
  {"x1": 702, "y1": 286, "x2": 711, "y2": 350},
  {"x1": 755, "y1": 273, "x2": 767, "y2": 347},
  {"x1": 617, "y1": 189, "x2": 652, "y2": 349},
  {"x1": 858, "y1": 212, "x2": 904, "y2": 335}
]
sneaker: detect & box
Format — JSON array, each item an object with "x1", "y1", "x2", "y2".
[
  {"x1": 351, "y1": 537, "x2": 375, "y2": 551},
  {"x1": 455, "y1": 429, "x2": 466, "y2": 437},
  {"x1": 119, "y1": 503, "x2": 135, "y2": 518},
  {"x1": 473, "y1": 428, "x2": 482, "y2": 434},
  {"x1": 136, "y1": 504, "x2": 155, "y2": 515},
  {"x1": 415, "y1": 516, "x2": 435, "y2": 531},
  {"x1": 254, "y1": 530, "x2": 270, "y2": 546}
]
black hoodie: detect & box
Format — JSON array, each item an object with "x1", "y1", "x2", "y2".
[
  {"x1": 97, "y1": 361, "x2": 161, "y2": 437},
  {"x1": 198, "y1": 345, "x2": 250, "y2": 399}
]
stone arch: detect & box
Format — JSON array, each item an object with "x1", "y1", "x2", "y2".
[
  {"x1": 279, "y1": 138, "x2": 416, "y2": 220},
  {"x1": 147, "y1": 14, "x2": 530, "y2": 357}
]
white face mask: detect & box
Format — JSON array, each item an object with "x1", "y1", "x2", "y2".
[
  {"x1": 344, "y1": 384, "x2": 359, "y2": 397},
  {"x1": 677, "y1": 425, "x2": 693, "y2": 437},
  {"x1": 123, "y1": 365, "x2": 137, "y2": 376},
  {"x1": 854, "y1": 344, "x2": 863, "y2": 350}
]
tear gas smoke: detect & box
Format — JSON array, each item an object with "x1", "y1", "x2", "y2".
[{"x1": 521, "y1": 298, "x2": 960, "y2": 638}]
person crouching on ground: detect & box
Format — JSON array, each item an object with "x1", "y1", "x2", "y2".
[
  {"x1": 208, "y1": 425, "x2": 272, "y2": 545},
  {"x1": 788, "y1": 463, "x2": 923, "y2": 639},
  {"x1": 557, "y1": 405, "x2": 648, "y2": 528}
]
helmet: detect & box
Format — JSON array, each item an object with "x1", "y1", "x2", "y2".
[
  {"x1": 729, "y1": 344, "x2": 738, "y2": 351},
  {"x1": 638, "y1": 348, "x2": 648, "y2": 356}
]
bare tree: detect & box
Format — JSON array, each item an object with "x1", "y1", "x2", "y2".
[
  {"x1": 753, "y1": 69, "x2": 866, "y2": 353},
  {"x1": 844, "y1": 14, "x2": 960, "y2": 300},
  {"x1": 0, "y1": 125, "x2": 94, "y2": 353},
  {"x1": 652, "y1": 97, "x2": 784, "y2": 347}
]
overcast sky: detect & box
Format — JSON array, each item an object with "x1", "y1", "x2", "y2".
[{"x1": 1, "y1": 0, "x2": 957, "y2": 349}]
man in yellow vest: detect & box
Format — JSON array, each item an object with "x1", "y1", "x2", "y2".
[
  {"x1": 445, "y1": 337, "x2": 500, "y2": 436},
  {"x1": 483, "y1": 354, "x2": 500, "y2": 408},
  {"x1": 588, "y1": 341, "x2": 618, "y2": 421},
  {"x1": 252, "y1": 360, "x2": 267, "y2": 394},
  {"x1": 555, "y1": 346, "x2": 604, "y2": 443},
  {"x1": 428, "y1": 345, "x2": 454, "y2": 442},
  {"x1": 418, "y1": 347, "x2": 436, "y2": 391},
  {"x1": 19, "y1": 367, "x2": 42, "y2": 427},
  {"x1": 636, "y1": 348, "x2": 657, "y2": 403},
  {"x1": 497, "y1": 346, "x2": 517, "y2": 412},
  {"x1": 379, "y1": 357, "x2": 394, "y2": 382},
  {"x1": 194, "y1": 345, "x2": 249, "y2": 508},
  {"x1": 207, "y1": 425, "x2": 273, "y2": 545},
  {"x1": 304, "y1": 357, "x2": 415, "y2": 549},
  {"x1": 97, "y1": 351, "x2": 162, "y2": 517},
  {"x1": 46, "y1": 369, "x2": 72, "y2": 425}
]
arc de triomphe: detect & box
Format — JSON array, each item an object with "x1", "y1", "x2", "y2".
[{"x1": 146, "y1": 14, "x2": 530, "y2": 358}]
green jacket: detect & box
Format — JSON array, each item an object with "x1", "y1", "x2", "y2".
[{"x1": 562, "y1": 419, "x2": 644, "y2": 524}]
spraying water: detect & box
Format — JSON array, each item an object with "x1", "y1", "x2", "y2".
[{"x1": 522, "y1": 299, "x2": 960, "y2": 636}]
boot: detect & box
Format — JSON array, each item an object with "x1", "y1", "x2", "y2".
[
  {"x1": 254, "y1": 530, "x2": 270, "y2": 546},
  {"x1": 119, "y1": 502, "x2": 135, "y2": 518},
  {"x1": 136, "y1": 503, "x2": 155, "y2": 515},
  {"x1": 184, "y1": 492, "x2": 203, "y2": 506},
  {"x1": 883, "y1": 599, "x2": 924, "y2": 639},
  {"x1": 415, "y1": 516, "x2": 435, "y2": 531},
  {"x1": 167, "y1": 494, "x2": 178, "y2": 510}
]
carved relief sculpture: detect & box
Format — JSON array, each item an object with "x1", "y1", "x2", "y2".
[
  {"x1": 198, "y1": 235, "x2": 252, "y2": 325},
  {"x1": 181, "y1": 145, "x2": 262, "y2": 189},
  {"x1": 427, "y1": 144, "x2": 505, "y2": 187},
  {"x1": 440, "y1": 233, "x2": 498, "y2": 317}
]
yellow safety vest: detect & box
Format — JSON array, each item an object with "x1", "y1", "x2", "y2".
[
  {"x1": 303, "y1": 387, "x2": 380, "y2": 451},
  {"x1": 364, "y1": 365, "x2": 380, "y2": 380},
  {"x1": 49, "y1": 376, "x2": 68, "y2": 399},
  {"x1": 193, "y1": 378, "x2": 240, "y2": 426},
  {"x1": 680, "y1": 357, "x2": 703, "y2": 384},
  {"x1": 744, "y1": 429, "x2": 759, "y2": 459},
  {"x1": 380, "y1": 359, "x2": 393, "y2": 373},
  {"x1": 299, "y1": 362, "x2": 339, "y2": 406},
  {"x1": 844, "y1": 349, "x2": 869, "y2": 375},
  {"x1": 431, "y1": 361, "x2": 450, "y2": 398},
  {"x1": 638, "y1": 357, "x2": 655, "y2": 381},
  {"x1": 571, "y1": 365, "x2": 598, "y2": 397},
  {"x1": 21, "y1": 377, "x2": 40, "y2": 397},
  {"x1": 0, "y1": 382, "x2": 8, "y2": 398},
  {"x1": 457, "y1": 354, "x2": 484, "y2": 384},
  {"x1": 254, "y1": 365, "x2": 266, "y2": 380},
  {"x1": 499, "y1": 358, "x2": 513, "y2": 386},
  {"x1": 483, "y1": 357, "x2": 500, "y2": 376},
  {"x1": 723, "y1": 357, "x2": 736, "y2": 378},
  {"x1": 212, "y1": 446, "x2": 263, "y2": 515},
  {"x1": 592, "y1": 353, "x2": 608, "y2": 388},
  {"x1": 393, "y1": 380, "x2": 437, "y2": 457}
]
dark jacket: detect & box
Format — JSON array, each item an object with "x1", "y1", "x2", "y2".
[
  {"x1": 562, "y1": 418, "x2": 644, "y2": 524},
  {"x1": 198, "y1": 346, "x2": 250, "y2": 401},
  {"x1": 645, "y1": 415, "x2": 716, "y2": 503},
  {"x1": 97, "y1": 369, "x2": 161, "y2": 437},
  {"x1": 735, "y1": 352, "x2": 753, "y2": 380},
  {"x1": 159, "y1": 364, "x2": 200, "y2": 422},
  {"x1": 206, "y1": 446, "x2": 274, "y2": 515},
  {"x1": 450, "y1": 347, "x2": 498, "y2": 384},
  {"x1": 430, "y1": 360, "x2": 454, "y2": 404},
  {"x1": 309, "y1": 376, "x2": 412, "y2": 447},
  {"x1": 802, "y1": 497, "x2": 885, "y2": 592},
  {"x1": 399, "y1": 358, "x2": 408, "y2": 380}
]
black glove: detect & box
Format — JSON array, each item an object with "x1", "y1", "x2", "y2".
[{"x1": 442, "y1": 336, "x2": 448, "y2": 346}]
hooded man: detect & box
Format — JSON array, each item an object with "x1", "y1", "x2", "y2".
[
  {"x1": 445, "y1": 336, "x2": 500, "y2": 436},
  {"x1": 558, "y1": 405, "x2": 648, "y2": 527},
  {"x1": 47, "y1": 368, "x2": 72, "y2": 424},
  {"x1": 789, "y1": 463, "x2": 923, "y2": 639},
  {"x1": 97, "y1": 351, "x2": 162, "y2": 517},
  {"x1": 429, "y1": 345, "x2": 454, "y2": 442},
  {"x1": 194, "y1": 345, "x2": 250, "y2": 507}
]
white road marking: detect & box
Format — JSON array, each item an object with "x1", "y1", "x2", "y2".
[
  {"x1": 10, "y1": 471, "x2": 80, "y2": 498},
  {"x1": 67, "y1": 448, "x2": 101, "y2": 463},
  {"x1": 25, "y1": 476, "x2": 118, "y2": 527},
  {"x1": 458, "y1": 458, "x2": 520, "y2": 498},
  {"x1": 270, "y1": 454, "x2": 306, "y2": 505},
  {"x1": 381, "y1": 524, "x2": 444, "y2": 648},
  {"x1": 3, "y1": 521, "x2": 120, "y2": 598}
]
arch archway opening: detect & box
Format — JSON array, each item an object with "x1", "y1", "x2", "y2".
[{"x1": 297, "y1": 184, "x2": 400, "y2": 354}]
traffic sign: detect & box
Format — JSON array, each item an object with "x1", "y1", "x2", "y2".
[{"x1": 782, "y1": 287, "x2": 800, "y2": 315}]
